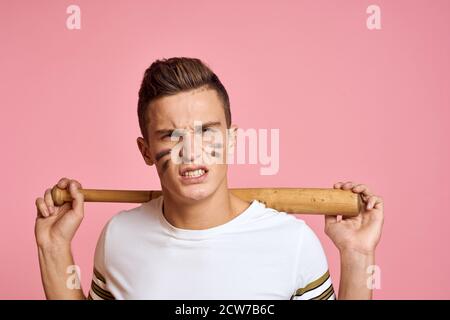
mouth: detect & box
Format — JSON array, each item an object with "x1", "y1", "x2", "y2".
[{"x1": 179, "y1": 165, "x2": 209, "y2": 184}]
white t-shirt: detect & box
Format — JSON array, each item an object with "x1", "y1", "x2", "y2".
[{"x1": 88, "y1": 196, "x2": 335, "y2": 300}]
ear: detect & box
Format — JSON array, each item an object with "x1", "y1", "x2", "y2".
[{"x1": 136, "y1": 137, "x2": 154, "y2": 166}]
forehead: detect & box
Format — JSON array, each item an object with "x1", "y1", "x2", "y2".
[{"x1": 148, "y1": 87, "x2": 225, "y2": 130}]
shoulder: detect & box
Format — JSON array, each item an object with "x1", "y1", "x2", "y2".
[
  {"x1": 103, "y1": 196, "x2": 162, "y2": 237},
  {"x1": 253, "y1": 200, "x2": 309, "y2": 227},
  {"x1": 249, "y1": 200, "x2": 314, "y2": 242}
]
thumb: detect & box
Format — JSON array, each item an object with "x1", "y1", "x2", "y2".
[
  {"x1": 324, "y1": 215, "x2": 337, "y2": 228},
  {"x1": 69, "y1": 181, "x2": 84, "y2": 215}
]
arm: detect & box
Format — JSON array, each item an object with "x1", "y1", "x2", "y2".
[
  {"x1": 326, "y1": 181, "x2": 384, "y2": 300},
  {"x1": 35, "y1": 178, "x2": 86, "y2": 300},
  {"x1": 338, "y1": 250, "x2": 374, "y2": 300},
  {"x1": 37, "y1": 243, "x2": 85, "y2": 300},
  {"x1": 291, "y1": 223, "x2": 336, "y2": 300}
]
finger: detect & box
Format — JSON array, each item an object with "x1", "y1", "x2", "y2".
[
  {"x1": 70, "y1": 179, "x2": 83, "y2": 189},
  {"x1": 325, "y1": 214, "x2": 338, "y2": 226},
  {"x1": 44, "y1": 188, "x2": 55, "y2": 215},
  {"x1": 374, "y1": 197, "x2": 384, "y2": 210},
  {"x1": 69, "y1": 181, "x2": 84, "y2": 215},
  {"x1": 342, "y1": 181, "x2": 355, "y2": 190},
  {"x1": 57, "y1": 178, "x2": 82, "y2": 190},
  {"x1": 57, "y1": 177, "x2": 70, "y2": 189},
  {"x1": 366, "y1": 195, "x2": 379, "y2": 210},
  {"x1": 342, "y1": 213, "x2": 359, "y2": 221},
  {"x1": 333, "y1": 182, "x2": 344, "y2": 189},
  {"x1": 36, "y1": 204, "x2": 46, "y2": 219},
  {"x1": 352, "y1": 184, "x2": 368, "y2": 193},
  {"x1": 36, "y1": 207, "x2": 43, "y2": 219},
  {"x1": 35, "y1": 197, "x2": 49, "y2": 218},
  {"x1": 56, "y1": 202, "x2": 72, "y2": 216},
  {"x1": 352, "y1": 184, "x2": 374, "y2": 198}
]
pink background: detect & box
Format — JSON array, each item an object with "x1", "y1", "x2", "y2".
[{"x1": 1, "y1": 0, "x2": 449, "y2": 299}]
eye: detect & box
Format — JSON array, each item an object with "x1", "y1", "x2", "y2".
[{"x1": 161, "y1": 131, "x2": 173, "y2": 139}]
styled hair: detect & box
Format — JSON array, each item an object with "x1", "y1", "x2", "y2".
[{"x1": 137, "y1": 57, "x2": 231, "y2": 141}]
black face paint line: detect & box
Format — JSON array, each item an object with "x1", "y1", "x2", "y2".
[
  {"x1": 154, "y1": 149, "x2": 172, "y2": 175},
  {"x1": 161, "y1": 159, "x2": 170, "y2": 173},
  {"x1": 210, "y1": 150, "x2": 222, "y2": 158},
  {"x1": 209, "y1": 143, "x2": 223, "y2": 149},
  {"x1": 208, "y1": 143, "x2": 223, "y2": 158},
  {"x1": 155, "y1": 149, "x2": 172, "y2": 162}
]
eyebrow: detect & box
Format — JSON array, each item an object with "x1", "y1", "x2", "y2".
[{"x1": 154, "y1": 121, "x2": 222, "y2": 136}]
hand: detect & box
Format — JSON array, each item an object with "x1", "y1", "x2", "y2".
[
  {"x1": 34, "y1": 178, "x2": 85, "y2": 249},
  {"x1": 325, "y1": 181, "x2": 384, "y2": 255}
]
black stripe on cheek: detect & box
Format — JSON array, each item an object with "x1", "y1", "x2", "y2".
[
  {"x1": 155, "y1": 149, "x2": 171, "y2": 162},
  {"x1": 209, "y1": 143, "x2": 222, "y2": 158},
  {"x1": 211, "y1": 150, "x2": 221, "y2": 158},
  {"x1": 210, "y1": 143, "x2": 223, "y2": 149},
  {"x1": 161, "y1": 159, "x2": 170, "y2": 173}
]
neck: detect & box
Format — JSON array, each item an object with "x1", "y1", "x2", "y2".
[{"x1": 161, "y1": 180, "x2": 250, "y2": 230}]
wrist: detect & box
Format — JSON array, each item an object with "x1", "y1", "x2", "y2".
[
  {"x1": 337, "y1": 242, "x2": 376, "y2": 257},
  {"x1": 340, "y1": 247, "x2": 375, "y2": 257},
  {"x1": 339, "y1": 248, "x2": 375, "y2": 270},
  {"x1": 37, "y1": 241, "x2": 71, "y2": 255},
  {"x1": 338, "y1": 249, "x2": 375, "y2": 300}
]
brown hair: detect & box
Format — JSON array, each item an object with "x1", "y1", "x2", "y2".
[{"x1": 137, "y1": 57, "x2": 231, "y2": 141}]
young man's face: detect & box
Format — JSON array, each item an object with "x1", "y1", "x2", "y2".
[{"x1": 137, "y1": 86, "x2": 235, "y2": 203}]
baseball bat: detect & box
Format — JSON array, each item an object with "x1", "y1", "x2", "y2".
[{"x1": 51, "y1": 187, "x2": 363, "y2": 216}]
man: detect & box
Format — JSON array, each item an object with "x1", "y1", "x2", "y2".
[{"x1": 35, "y1": 57, "x2": 384, "y2": 300}]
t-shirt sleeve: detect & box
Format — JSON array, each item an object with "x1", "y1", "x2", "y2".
[
  {"x1": 291, "y1": 222, "x2": 335, "y2": 300},
  {"x1": 88, "y1": 222, "x2": 116, "y2": 300}
]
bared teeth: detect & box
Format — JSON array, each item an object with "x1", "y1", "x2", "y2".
[{"x1": 182, "y1": 169, "x2": 206, "y2": 177}]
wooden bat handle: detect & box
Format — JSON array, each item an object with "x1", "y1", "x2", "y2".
[{"x1": 51, "y1": 187, "x2": 363, "y2": 216}]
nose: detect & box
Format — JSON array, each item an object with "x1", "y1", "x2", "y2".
[{"x1": 179, "y1": 131, "x2": 202, "y2": 164}]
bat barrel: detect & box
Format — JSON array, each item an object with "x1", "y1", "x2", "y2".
[{"x1": 51, "y1": 186, "x2": 362, "y2": 216}]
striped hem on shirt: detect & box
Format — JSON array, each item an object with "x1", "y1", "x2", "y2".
[
  {"x1": 89, "y1": 268, "x2": 115, "y2": 300},
  {"x1": 93, "y1": 267, "x2": 106, "y2": 283},
  {"x1": 311, "y1": 284, "x2": 334, "y2": 300},
  {"x1": 291, "y1": 270, "x2": 335, "y2": 300}
]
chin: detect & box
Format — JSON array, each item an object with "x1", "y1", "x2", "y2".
[{"x1": 180, "y1": 186, "x2": 213, "y2": 201}]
